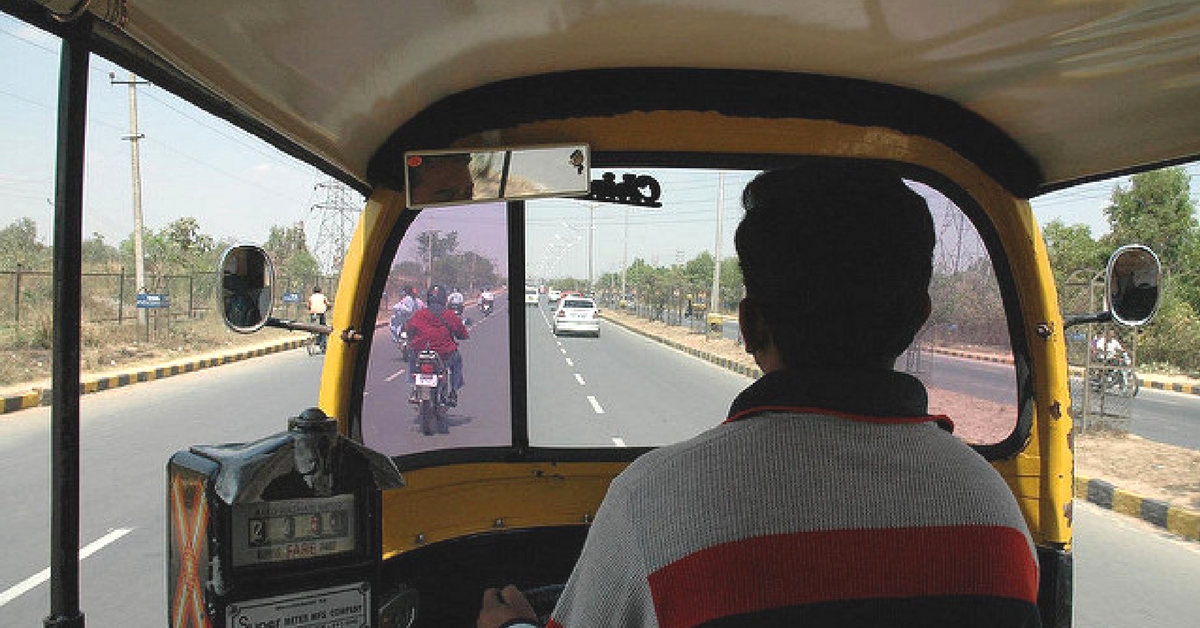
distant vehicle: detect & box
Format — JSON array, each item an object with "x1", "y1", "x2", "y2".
[
  {"x1": 547, "y1": 288, "x2": 562, "y2": 301},
  {"x1": 552, "y1": 297, "x2": 601, "y2": 337},
  {"x1": 525, "y1": 285, "x2": 539, "y2": 305}
]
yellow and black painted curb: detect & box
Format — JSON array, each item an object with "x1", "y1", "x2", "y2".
[
  {"x1": 1, "y1": 338, "x2": 307, "y2": 416},
  {"x1": 1075, "y1": 475, "x2": 1200, "y2": 542}
]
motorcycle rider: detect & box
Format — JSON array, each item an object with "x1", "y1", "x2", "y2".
[
  {"x1": 479, "y1": 286, "x2": 495, "y2": 314},
  {"x1": 448, "y1": 286, "x2": 466, "y2": 315},
  {"x1": 389, "y1": 285, "x2": 424, "y2": 344},
  {"x1": 1098, "y1": 328, "x2": 1130, "y2": 390},
  {"x1": 404, "y1": 284, "x2": 470, "y2": 406}
]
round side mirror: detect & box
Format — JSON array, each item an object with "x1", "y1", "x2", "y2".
[
  {"x1": 1106, "y1": 244, "x2": 1162, "y2": 327},
  {"x1": 219, "y1": 245, "x2": 275, "y2": 333}
]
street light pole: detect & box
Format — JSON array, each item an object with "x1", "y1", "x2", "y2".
[
  {"x1": 111, "y1": 71, "x2": 150, "y2": 326},
  {"x1": 710, "y1": 173, "x2": 725, "y2": 315}
]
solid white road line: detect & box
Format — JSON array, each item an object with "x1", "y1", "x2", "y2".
[
  {"x1": 0, "y1": 527, "x2": 133, "y2": 607},
  {"x1": 587, "y1": 396, "x2": 605, "y2": 414}
]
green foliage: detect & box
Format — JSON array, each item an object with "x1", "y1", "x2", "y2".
[
  {"x1": 1045, "y1": 166, "x2": 1200, "y2": 371},
  {"x1": 1103, "y1": 167, "x2": 1198, "y2": 272},
  {"x1": 0, "y1": 218, "x2": 48, "y2": 267},
  {"x1": 265, "y1": 222, "x2": 320, "y2": 290}
]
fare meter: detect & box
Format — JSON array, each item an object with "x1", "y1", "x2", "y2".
[{"x1": 167, "y1": 408, "x2": 409, "y2": 628}]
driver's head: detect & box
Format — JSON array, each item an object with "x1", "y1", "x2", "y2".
[{"x1": 735, "y1": 163, "x2": 934, "y2": 369}]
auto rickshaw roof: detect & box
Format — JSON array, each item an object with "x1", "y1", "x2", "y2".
[{"x1": 11, "y1": 0, "x2": 1200, "y2": 197}]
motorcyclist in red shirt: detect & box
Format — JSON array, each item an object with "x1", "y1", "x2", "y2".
[{"x1": 404, "y1": 284, "x2": 470, "y2": 405}]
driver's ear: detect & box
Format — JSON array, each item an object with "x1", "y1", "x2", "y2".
[{"x1": 739, "y1": 298, "x2": 769, "y2": 355}]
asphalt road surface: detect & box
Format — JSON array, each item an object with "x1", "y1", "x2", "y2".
[{"x1": 1, "y1": 309, "x2": 1198, "y2": 626}]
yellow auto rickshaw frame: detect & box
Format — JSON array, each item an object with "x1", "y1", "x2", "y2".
[{"x1": 314, "y1": 110, "x2": 1071, "y2": 559}]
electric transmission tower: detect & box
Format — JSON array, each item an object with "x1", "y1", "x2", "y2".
[{"x1": 309, "y1": 180, "x2": 361, "y2": 275}]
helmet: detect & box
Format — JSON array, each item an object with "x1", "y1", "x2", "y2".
[{"x1": 427, "y1": 284, "x2": 447, "y2": 305}]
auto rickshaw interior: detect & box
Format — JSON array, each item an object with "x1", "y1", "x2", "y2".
[{"x1": 337, "y1": 158, "x2": 1033, "y2": 626}]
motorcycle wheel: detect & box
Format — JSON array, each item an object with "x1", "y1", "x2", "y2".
[
  {"x1": 418, "y1": 400, "x2": 436, "y2": 435},
  {"x1": 1126, "y1": 369, "x2": 1140, "y2": 397}
]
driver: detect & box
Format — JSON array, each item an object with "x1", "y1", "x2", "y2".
[
  {"x1": 404, "y1": 284, "x2": 470, "y2": 405},
  {"x1": 478, "y1": 164, "x2": 1039, "y2": 628}
]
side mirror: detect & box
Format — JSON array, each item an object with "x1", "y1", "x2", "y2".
[
  {"x1": 219, "y1": 245, "x2": 274, "y2": 333},
  {"x1": 1107, "y1": 244, "x2": 1162, "y2": 327}
]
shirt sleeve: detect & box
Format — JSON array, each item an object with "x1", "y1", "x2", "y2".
[{"x1": 548, "y1": 482, "x2": 659, "y2": 628}]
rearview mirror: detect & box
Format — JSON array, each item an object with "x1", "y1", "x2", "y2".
[
  {"x1": 405, "y1": 144, "x2": 589, "y2": 209},
  {"x1": 219, "y1": 245, "x2": 274, "y2": 333},
  {"x1": 1106, "y1": 244, "x2": 1162, "y2": 327}
]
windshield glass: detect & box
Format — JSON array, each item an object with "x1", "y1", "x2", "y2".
[
  {"x1": 361, "y1": 203, "x2": 512, "y2": 456},
  {"x1": 525, "y1": 168, "x2": 1017, "y2": 449},
  {"x1": 360, "y1": 167, "x2": 1019, "y2": 456}
]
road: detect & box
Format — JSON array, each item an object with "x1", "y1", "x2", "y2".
[{"x1": 1, "y1": 307, "x2": 1198, "y2": 626}]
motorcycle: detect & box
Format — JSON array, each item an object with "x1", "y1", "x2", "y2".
[
  {"x1": 395, "y1": 329, "x2": 410, "y2": 361},
  {"x1": 1090, "y1": 350, "x2": 1139, "y2": 397},
  {"x1": 411, "y1": 349, "x2": 452, "y2": 435},
  {"x1": 480, "y1": 298, "x2": 494, "y2": 317}
]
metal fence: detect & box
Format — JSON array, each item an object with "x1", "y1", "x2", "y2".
[
  {"x1": 1061, "y1": 268, "x2": 1138, "y2": 432},
  {"x1": 0, "y1": 266, "x2": 337, "y2": 343}
]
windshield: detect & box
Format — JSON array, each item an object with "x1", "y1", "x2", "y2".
[{"x1": 360, "y1": 168, "x2": 1019, "y2": 457}]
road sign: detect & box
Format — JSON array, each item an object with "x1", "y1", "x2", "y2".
[
  {"x1": 282, "y1": 291, "x2": 302, "y2": 303},
  {"x1": 136, "y1": 293, "x2": 170, "y2": 309}
]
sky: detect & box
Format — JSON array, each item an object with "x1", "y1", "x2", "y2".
[{"x1": 2, "y1": 11, "x2": 1199, "y2": 280}]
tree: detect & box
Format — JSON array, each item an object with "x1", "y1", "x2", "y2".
[
  {"x1": 0, "y1": 218, "x2": 46, "y2": 266},
  {"x1": 1041, "y1": 219, "x2": 1107, "y2": 285},
  {"x1": 265, "y1": 222, "x2": 320, "y2": 289},
  {"x1": 1103, "y1": 166, "x2": 1198, "y2": 272}
]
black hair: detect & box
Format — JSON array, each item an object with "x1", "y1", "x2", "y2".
[{"x1": 735, "y1": 163, "x2": 934, "y2": 367}]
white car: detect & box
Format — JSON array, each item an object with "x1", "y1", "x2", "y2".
[
  {"x1": 552, "y1": 297, "x2": 600, "y2": 337},
  {"x1": 547, "y1": 288, "x2": 562, "y2": 301},
  {"x1": 524, "y1": 285, "x2": 539, "y2": 305}
]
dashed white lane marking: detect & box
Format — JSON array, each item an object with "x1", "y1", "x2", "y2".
[
  {"x1": 565, "y1": 358, "x2": 574, "y2": 367},
  {"x1": 0, "y1": 527, "x2": 133, "y2": 607},
  {"x1": 587, "y1": 396, "x2": 605, "y2": 414},
  {"x1": 612, "y1": 437, "x2": 627, "y2": 447},
  {"x1": 560, "y1": 347, "x2": 567, "y2": 355},
  {"x1": 575, "y1": 373, "x2": 586, "y2": 386},
  {"x1": 384, "y1": 368, "x2": 408, "y2": 382}
]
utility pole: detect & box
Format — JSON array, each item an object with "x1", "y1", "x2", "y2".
[
  {"x1": 111, "y1": 71, "x2": 150, "y2": 326},
  {"x1": 588, "y1": 204, "x2": 596, "y2": 292},
  {"x1": 710, "y1": 173, "x2": 725, "y2": 315}
]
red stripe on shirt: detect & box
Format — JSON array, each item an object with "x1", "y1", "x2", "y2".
[{"x1": 646, "y1": 525, "x2": 1037, "y2": 628}]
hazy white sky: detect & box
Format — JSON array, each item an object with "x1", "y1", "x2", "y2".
[{"x1": 2, "y1": 12, "x2": 1197, "y2": 278}]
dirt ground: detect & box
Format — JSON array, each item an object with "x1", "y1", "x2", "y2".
[{"x1": 601, "y1": 309, "x2": 1200, "y2": 511}]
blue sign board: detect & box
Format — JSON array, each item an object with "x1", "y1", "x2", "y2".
[
  {"x1": 136, "y1": 293, "x2": 170, "y2": 309},
  {"x1": 282, "y1": 291, "x2": 302, "y2": 303}
]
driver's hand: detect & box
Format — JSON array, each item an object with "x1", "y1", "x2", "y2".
[{"x1": 478, "y1": 585, "x2": 538, "y2": 628}]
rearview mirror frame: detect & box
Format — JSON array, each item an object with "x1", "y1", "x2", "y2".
[
  {"x1": 404, "y1": 144, "x2": 590, "y2": 209},
  {"x1": 219, "y1": 245, "x2": 275, "y2": 333},
  {"x1": 1106, "y1": 244, "x2": 1162, "y2": 327}
]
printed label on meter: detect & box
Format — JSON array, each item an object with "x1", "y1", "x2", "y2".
[
  {"x1": 232, "y1": 494, "x2": 357, "y2": 567},
  {"x1": 227, "y1": 582, "x2": 370, "y2": 628}
]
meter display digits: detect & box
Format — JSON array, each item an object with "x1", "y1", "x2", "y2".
[{"x1": 233, "y1": 495, "x2": 358, "y2": 567}]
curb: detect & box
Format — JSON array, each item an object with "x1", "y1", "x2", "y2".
[
  {"x1": 604, "y1": 314, "x2": 1200, "y2": 543},
  {"x1": 1, "y1": 338, "x2": 307, "y2": 416},
  {"x1": 1075, "y1": 476, "x2": 1200, "y2": 542}
]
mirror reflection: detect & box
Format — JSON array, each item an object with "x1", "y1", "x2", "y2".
[
  {"x1": 405, "y1": 144, "x2": 589, "y2": 209},
  {"x1": 220, "y1": 245, "x2": 274, "y2": 332},
  {"x1": 1107, "y1": 245, "x2": 1162, "y2": 326}
]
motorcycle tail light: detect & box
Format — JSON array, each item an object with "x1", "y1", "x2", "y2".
[{"x1": 420, "y1": 363, "x2": 435, "y2": 374}]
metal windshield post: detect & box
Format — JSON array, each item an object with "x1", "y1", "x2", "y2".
[{"x1": 46, "y1": 16, "x2": 91, "y2": 628}]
